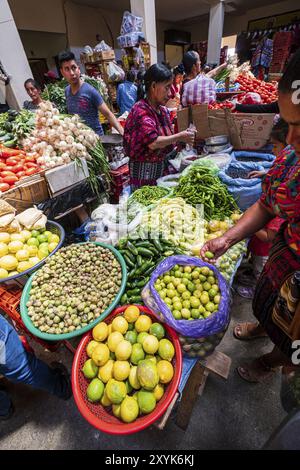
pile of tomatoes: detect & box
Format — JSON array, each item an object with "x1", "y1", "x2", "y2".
[
  {"x1": 235, "y1": 74, "x2": 278, "y2": 104},
  {"x1": 208, "y1": 101, "x2": 235, "y2": 110},
  {"x1": 0, "y1": 146, "x2": 41, "y2": 193}
]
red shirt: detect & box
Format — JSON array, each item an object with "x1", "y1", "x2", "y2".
[
  {"x1": 249, "y1": 217, "x2": 285, "y2": 256},
  {"x1": 123, "y1": 99, "x2": 175, "y2": 163}
]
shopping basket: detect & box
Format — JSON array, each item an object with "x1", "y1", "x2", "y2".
[
  {"x1": 20, "y1": 242, "x2": 127, "y2": 342},
  {"x1": 71, "y1": 305, "x2": 182, "y2": 435}
]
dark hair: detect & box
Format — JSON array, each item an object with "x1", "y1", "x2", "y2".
[
  {"x1": 182, "y1": 51, "x2": 199, "y2": 74},
  {"x1": 58, "y1": 50, "x2": 76, "y2": 68},
  {"x1": 137, "y1": 71, "x2": 145, "y2": 82},
  {"x1": 126, "y1": 71, "x2": 135, "y2": 82},
  {"x1": 278, "y1": 48, "x2": 300, "y2": 94},
  {"x1": 144, "y1": 64, "x2": 172, "y2": 92},
  {"x1": 24, "y1": 78, "x2": 41, "y2": 91},
  {"x1": 270, "y1": 118, "x2": 289, "y2": 145},
  {"x1": 173, "y1": 65, "x2": 184, "y2": 76}
]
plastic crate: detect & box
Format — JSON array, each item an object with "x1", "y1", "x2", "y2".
[{"x1": 0, "y1": 285, "x2": 60, "y2": 352}]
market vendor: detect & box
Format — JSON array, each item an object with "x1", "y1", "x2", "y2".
[
  {"x1": 123, "y1": 63, "x2": 195, "y2": 189},
  {"x1": 23, "y1": 79, "x2": 43, "y2": 111},
  {"x1": 201, "y1": 48, "x2": 300, "y2": 383},
  {"x1": 58, "y1": 50, "x2": 124, "y2": 136}
]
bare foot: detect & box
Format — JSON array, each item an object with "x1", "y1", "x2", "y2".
[
  {"x1": 233, "y1": 322, "x2": 268, "y2": 341},
  {"x1": 236, "y1": 358, "x2": 277, "y2": 383}
]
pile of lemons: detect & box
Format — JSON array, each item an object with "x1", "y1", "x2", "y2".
[
  {"x1": 0, "y1": 229, "x2": 59, "y2": 278},
  {"x1": 81, "y1": 305, "x2": 176, "y2": 424}
]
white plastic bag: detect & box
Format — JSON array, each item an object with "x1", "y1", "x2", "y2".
[
  {"x1": 94, "y1": 40, "x2": 111, "y2": 52},
  {"x1": 0, "y1": 213, "x2": 15, "y2": 228},
  {"x1": 156, "y1": 174, "x2": 182, "y2": 188},
  {"x1": 107, "y1": 62, "x2": 125, "y2": 82},
  {"x1": 16, "y1": 207, "x2": 43, "y2": 229}
]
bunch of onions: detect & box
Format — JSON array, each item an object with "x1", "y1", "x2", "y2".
[{"x1": 22, "y1": 101, "x2": 99, "y2": 170}]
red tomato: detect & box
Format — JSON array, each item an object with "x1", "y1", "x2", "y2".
[
  {"x1": 10, "y1": 164, "x2": 24, "y2": 174},
  {"x1": 25, "y1": 162, "x2": 38, "y2": 169},
  {"x1": 1, "y1": 171, "x2": 15, "y2": 178},
  {"x1": 4, "y1": 166, "x2": 16, "y2": 172},
  {"x1": 16, "y1": 171, "x2": 25, "y2": 178},
  {"x1": 25, "y1": 155, "x2": 36, "y2": 163},
  {"x1": 25, "y1": 168, "x2": 38, "y2": 176},
  {"x1": 3, "y1": 175, "x2": 18, "y2": 185},
  {"x1": 5, "y1": 158, "x2": 19, "y2": 166},
  {"x1": 0, "y1": 183, "x2": 10, "y2": 192},
  {"x1": 0, "y1": 162, "x2": 6, "y2": 170}
]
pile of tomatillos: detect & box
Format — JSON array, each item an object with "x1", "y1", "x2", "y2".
[{"x1": 26, "y1": 243, "x2": 123, "y2": 335}]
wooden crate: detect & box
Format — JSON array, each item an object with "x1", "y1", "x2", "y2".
[{"x1": 1, "y1": 175, "x2": 49, "y2": 213}]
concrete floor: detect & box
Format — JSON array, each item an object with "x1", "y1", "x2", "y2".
[{"x1": 0, "y1": 293, "x2": 286, "y2": 450}]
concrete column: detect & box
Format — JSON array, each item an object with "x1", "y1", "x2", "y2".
[
  {"x1": 207, "y1": 1, "x2": 225, "y2": 66},
  {"x1": 130, "y1": 0, "x2": 157, "y2": 64},
  {"x1": 0, "y1": 0, "x2": 33, "y2": 109}
]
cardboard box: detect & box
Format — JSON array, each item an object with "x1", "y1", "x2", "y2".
[
  {"x1": 177, "y1": 105, "x2": 275, "y2": 150},
  {"x1": 2, "y1": 176, "x2": 49, "y2": 213},
  {"x1": 45, "y1": 159, "x2": 89, "y2": 197},
  {"x1": 99, "y1": 50, "x2": 115, "y2": 61}
]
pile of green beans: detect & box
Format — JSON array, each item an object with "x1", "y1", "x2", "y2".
[
  {"x1": 129, "y1": 186, "x2": 169, "y2": 207},
  {"x1": 174, "y1": 166, "x2": 238, "y2": 220}
]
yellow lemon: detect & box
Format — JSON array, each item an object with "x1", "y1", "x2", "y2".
[
  {"x1": 142, "y1": 335, "x2": 159, "y2": 354},
  {"x1": 92, "y1": 322, "x2": 109, "y2": 342},
  {"x1": 124, "y1": 305, "x2": 140, "y2": 323},
  {"x1": 20, "y1": 230, "x2": 31, "y2": 241},
  {"x1": 113, "y1": 361, "x2": 130, "y2": 381},
  {"x1": 98, "y1": 359, "x2": 114, "y2": 383},
  {"x1": 91, "y1": 343, "x2": 110, "y2": 367},
  {"x1": 17, "y1": 261, "x2": 31, "y2": 273},
  {"x1": 107, "y1": 331, "x2": 124, "y2": 353},
  {"x1": 107, "y1": 324, "x2": 112, "y2": 336},
  {"x1": 0, "y1": 255, "x2": 18, "y2": 271},
  {"x1": 27, "y1": 245, "x2": 38, "y2": 256},
  {"x1": 0, "y1": 268, "x2": 8, "y2": 279},
  {"x1": 115, "y1": 340, "x2": 132, "y2": 361},
  {"x1": 48, "y1": 242, "x2": 58, "y2": 252},
  {"x1": 49, "y1": 234, "x2": 60, "y2": 244},
  {"x1": 158, "y1": 339, "x2": 175, "y2": 362},
  {"x1": 128, "y1": 366, "x2": 141, "y2": 390},
  {"x1": 10, "y1": 233, "x2": 25, "y2": 243},
  {"x1": 157, "y1": 360, "x2": 174, "y2": 384},
  {"x1": 135, "y1": 315, "x2": 152, "y2": 333},
  {"x1": 111, "y1": 316, "x2": 128, "y2": 334},
  {"x1": 0, "y1": 232, "x2": 10, "y2": 244},
  {"x1": 101, "y1": 390, "x2": 112, "y2": 407},
  {"x1": 8, "y1": 240, "x2": 23, "y2": 254},
  {"x1": 153, "y1": 383, "x2": 164, "y2": 401},
  {"x1": 16, "y1": 249, "x2": 30, "y2": 261},
  {"x1": 120, "y1": 396, "x2": 139, "y2": 423},
  {"x1": 0, "y1": 242, "x2": 8, "y2": 257},
  {"x1": 86, "y1": 340, "x2": 99, "y2": 358},
  {"x1": 112, "y1": 403, "x2": 121, "y2": 418}
]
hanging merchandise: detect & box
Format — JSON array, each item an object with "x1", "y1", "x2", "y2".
[{"x1": 107, "y1": 62, "x2": 125, "y2": 83}]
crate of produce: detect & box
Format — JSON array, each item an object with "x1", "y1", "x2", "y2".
[
  {"x1": 0, "y1": 220, "x2": 64, "y2": 288},
  {"x1": 20, "y1": 242, "x2": 127, "y2": 341},
  {"x1": 2, "y1": 176, "x2": 49, "y2": 213},
  {"x1": 71, "y1": 304, "x2": 182, "y2": 434}
]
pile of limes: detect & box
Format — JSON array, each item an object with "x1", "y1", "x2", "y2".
[
  {"x1": 0, "y1": 228, "x2": 60, "y2": 279},
  {"x1": 154, "y1": 264, "x2": 221, "y2": 320},
  {"x1": 81, "y1": 305, "x2": 175, "y2": 424}
]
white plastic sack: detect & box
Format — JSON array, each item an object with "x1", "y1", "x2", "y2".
[
  {"x1": 0, "y1": 213, "x2": 15, "y2": 228},
  {"x1": 156, "y1": 174, "x2": 181, "y2": 188},
  {"x1": 16, "y1": 207, "x2": 43, "y2": 229},
  {"x1": 107, "y1": 62, "x2": 125, "y2": 82}
]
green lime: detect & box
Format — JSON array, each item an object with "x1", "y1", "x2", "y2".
[
  {"x1": 27, "y1": 237, "x2": 39, "y2": 247},
  {"x1": 149, "y1": 323, "x2": 165, "y2": 340},
  {"x1": 37, "y1": 234, "x2": 48, "y2": 244},
  {"x1": 31, "y1": 230, "x2": 40, "y2": 238},
  {"x1": 125, "y1": 330, "x2": 138, "y2": 345}
]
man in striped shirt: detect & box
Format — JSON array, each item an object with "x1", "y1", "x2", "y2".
[{"x1": 182, "y1": 73, "x2": 216, "y2": 107}]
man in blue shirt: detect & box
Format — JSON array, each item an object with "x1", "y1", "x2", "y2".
[
  {"x1": 117, "y1": 71, "x2": 137, "y2": 114},
  {"x1": 58, "y1": 51, "x2": 124, "y2": 136}
]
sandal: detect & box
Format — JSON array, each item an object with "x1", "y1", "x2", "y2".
[
  {"x1": 233, "y1": 322, "x2": 268, "y2": 341},
  {"x1": 236, "y1": 357, "x2": 277, "y2": 383}
]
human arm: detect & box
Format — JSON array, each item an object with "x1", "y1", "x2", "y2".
[
  {"x1": 99, "y1": 101, "x2": 124, "y2": 136},
  {"x1": 248, "y1": 170, "x2": 267, "y2": 179},
  {"x1": 200, "y1": 201, "x2": 274, "y2": 261},
  {"x1": 148, "y1": 129, "x2": 195, "y2": 150}
]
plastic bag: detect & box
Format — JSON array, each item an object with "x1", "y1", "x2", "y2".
[
  {"x1": 218, "y1": 161, "x2": 264, "y2": 211},
  {"x1": 107, "y1": 62, "x2": 125, "y2": 82},
  {"x1": 0, "y1": 213, "x2": 15, "y2": 228},
  {"x1": 0, "y1": 200, "x2": 15, "y2": 217},
  {"x1": 15, "y1": 207, "x2": 43, "y2": 228},
  {"x1": 239, "y1": 92, "x2": 262, "y2": 105},
  {"x1": 32, "y1": 214, "x2": 47, "y2": 230},
  {"x1": 142, "y1": 255, "x2": 230, "y2": 338},
  {"x1": 94, "y1": 40, "x2": 111, "y2": 52},
  {"x1": 120, "y1": 10, "x2": 143, "y2": 35},
  {"x1": 231, "y1": 150, "x2": 275, "y2": 169},
  {"x1": 181, "y1": 158, "x2": 219, "y2": 177},
  {"x1": 169, "y1": 148, "x2": 197, "y2": 172},
  {"x1": 156, "y1": 174, "x2": 182, "y2": 188}
]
